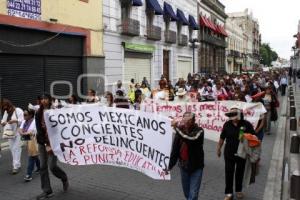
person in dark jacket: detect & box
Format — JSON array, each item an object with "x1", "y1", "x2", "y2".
[
  {"x1": 217, "y1": 106, "x2": 255, "y2": 200},
  {"x1": 166, "y1": 112, "x2": 204, "y2": 200},
  {"x1": 35, "y1": 94, "x2": 69, "y2": 200}
]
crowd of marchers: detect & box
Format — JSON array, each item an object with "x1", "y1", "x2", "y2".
[{"x1": 0, "y1": 68, "x2": 289, "y2": 200}]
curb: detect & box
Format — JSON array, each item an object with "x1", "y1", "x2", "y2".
[{"x1": 263, "y1": 94, "x2": 287, "y2": 200}]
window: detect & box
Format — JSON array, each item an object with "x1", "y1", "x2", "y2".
[
  {"x1": 189, "y1": 27, "x2": 193, "y2": 42},
  {"x1": 177, "y1": 22, "x2": 182, "y2": 37},
  {"x1": 165, "y1": 18, "x2": 170, "y2": 32},
  {"x1": 121, "y1": 6, "x2": 131, "y2": 21},
  {"x1": 146, "y1": 10, "x2": 155, "y2": 28}
]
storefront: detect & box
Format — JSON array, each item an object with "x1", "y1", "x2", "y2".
[
  {"x1": 177, "y1": 56, "x2": 192, "y2": 80},
  {"x1": 123, "y1": 43, "x2": 155, "y2": 84},
  {"x1": 0, "y1": 25, "x2": 84, "y2": 108}
]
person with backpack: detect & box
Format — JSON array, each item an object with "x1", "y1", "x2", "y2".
[
  {"x1": 166, "y1": 112, "x2": 205, "y2": 200},
  {"x1": 0, "y1": 99, "x2": 24, "y2": 174}
]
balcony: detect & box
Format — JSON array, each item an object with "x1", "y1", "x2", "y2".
[
  {"x1": 121, "y1": 18, "x2": 140, "y2": 36},
  {"x1": 178, "y1": 35, "x2": 188, "y2": 46},
  {"x1": 165, "y1": 30, "x2": 176, "y2": 44},
  {"x1": 147, "y1": 25, "x2": 161, "y2": 41},
  {"x1": 201, "y1": 33, "x2": 227, "y2": 48}
]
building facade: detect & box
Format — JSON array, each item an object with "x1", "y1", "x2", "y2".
[
  {"x1": 292, "y1": 20, "x2": 300, "y2": 73},
  {"x1": 198, "y1": 0, "x2": 228, "y2": 74},
  {"x1": 103, "y1": 0, "x2": 199, "y2": 90},
  {"x1": 0, "y1": 0, "x2": 104, "y2": 108},
  {"x1": 227, "y1": 9, "x2": 261, "y2": 72},
  {"x1": 225, "y1": 18, "x2": 244, "y2": 74}
]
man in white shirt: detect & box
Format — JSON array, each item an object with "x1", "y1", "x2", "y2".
[{"x1": 280, "y1": 76, "x2": 288, "y2": 96}]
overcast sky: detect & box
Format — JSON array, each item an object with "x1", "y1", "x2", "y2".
[{"x1": 220, "y1": 0, "x2": 300, "y2": 59}]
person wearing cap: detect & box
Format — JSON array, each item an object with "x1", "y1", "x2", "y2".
[
  {"x1": 217, "y1": 106, "x2": 255, "y2": 200},
  {"x1": 174, "y1": 88, "x2": 190, "y2": 103},
  {"x1": 166, "y1": 112, "x2": 205, "y2": 200},
  {"x1": 35, "y1": 94, "x2": 69, "y2": 199}
]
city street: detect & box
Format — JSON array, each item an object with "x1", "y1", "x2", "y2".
[
  {"x1": 0, "y1": 0, "x2": 298, "y2": 199},
  {"x1": 0, "y1": 112, "x2": 280, "y2": 200}
]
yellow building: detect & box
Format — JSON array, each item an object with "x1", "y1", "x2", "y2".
[{"x1": 0, "y1": 0, "x2": 104, "y2": 108}]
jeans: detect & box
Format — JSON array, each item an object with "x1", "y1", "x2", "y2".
[
  {"x1": 281, "y1": 84, "x2": 287, "y2": 96},
  {"x1": 224, "y1": 156, "x2": 246, "y2": 195},
  {"x1": 27, "y1": 156, "x2": 40, "y2": 176},
  {"x1": 256, "y1": 129, "x2": 264, "y2": 141},
  {"x1": 38, "y1": 144, "x2": 68, "y2": 194},
  {"x1": 8, "y1": 134, "x2": 22, "y2": 169},
  {"x1": 180, "y1": 168, "x2": 203, "y2": 200}
]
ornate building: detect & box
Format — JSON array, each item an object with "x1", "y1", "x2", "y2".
[
  {"x1": 227, "y1": 9, "x2": 261, "y2": 72},
  {"x1": 225, "y1": 19, "x2": 244, "y2": 74},
  {"x1": 198, "y1": 0, "x2": 228, "y2": 74}
]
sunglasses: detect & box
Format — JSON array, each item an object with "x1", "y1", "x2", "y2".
[{"x1": 225, "y1": 112, "x2": 239, "y2": 117}]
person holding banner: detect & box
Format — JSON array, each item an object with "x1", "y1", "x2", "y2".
[
  {"x1": 217, "y1": 106, "x2": 255, "y2": 200},
  {"x1": 35, "y1": 94, "x2": 69, "y2": 200},
  {"x1": 166, "y1": 112, "x2": 205, "y2": 200}
]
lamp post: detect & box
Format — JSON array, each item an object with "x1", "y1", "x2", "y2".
[
  {"x1": 292, "y1": 46, "x2": 297, "y2": 83},
  {"x1": 190, "y1": 39, "x2": 199, "y2": 74}
]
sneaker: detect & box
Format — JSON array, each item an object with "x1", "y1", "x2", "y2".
[
  {"x1": 224, "y1": 194, "x2": 233, "y2": 200},
  {"x1": 24, "y1": 175, "x2": 33, "y2": 182},
  {"x1": 62, "y1": 180, "x2": 69, "y2": 192},
  {"x1": 36, "y1": 192, "x2": 54, "y2": 200},
  {"x1": 236, "y1": 192, "x2": 244, "y2": 199},
  {"x1": 34, "y1": 169, "x2": 40, "y2": 174},
  {"x1": 12, "y1": 168, "x2": 19, "y2": 175}
]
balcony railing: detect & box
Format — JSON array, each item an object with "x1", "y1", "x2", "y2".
[
  {"x1": 201, "y1": 33, "x2": 227, "y2": 48},
  {"x1": 121, "y1": 18, "x2": 140, "y2": 36},
  {"x1": 147, "y1": 25, "x2": 161, "y2": 41},
  {"x1": 165, "y1": 30, "x2": 176, "y2": 44},
  {"x1": 178, "y1": 35, "x2": 188, "y2": 46}
]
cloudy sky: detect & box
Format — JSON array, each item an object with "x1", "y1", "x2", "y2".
[{"x1": 220, "y1": 0, "x2": 300, "y2": 59}]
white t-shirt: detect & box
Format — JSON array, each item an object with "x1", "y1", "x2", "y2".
[
  {"x1": 19, "y1": 119, "x2": 37, "y2": 136},
  {"x1": 1, "y1": 108, "x2": 24, "y2": 133}
]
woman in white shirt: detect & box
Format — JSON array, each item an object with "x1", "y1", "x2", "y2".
[{"x1": 1, "y1": 99, "x2": 24, "y2": 174}]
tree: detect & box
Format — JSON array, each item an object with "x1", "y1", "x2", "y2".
[{"x1": 260, "y1": 43, "x2": 278, "y2": 66}]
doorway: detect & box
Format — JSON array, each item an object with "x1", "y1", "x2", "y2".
[{"x1": 163, "y1": 50, "x2": 170, "y2": 80}]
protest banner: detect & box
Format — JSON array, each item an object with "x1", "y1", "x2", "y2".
[
  {"x1": 141, "y1": 100, "x2": 267, "y2": 142},
  {"x1": 44, "y1": 104, "x2": 172, "y2": 180}
]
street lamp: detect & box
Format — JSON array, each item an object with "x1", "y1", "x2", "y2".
[
  {"x1": 292, "y1": 46, "x2": 297, "y2": 83},
  {"x1": 190, "y1": 39, "x2": 200, "y2": 74}
]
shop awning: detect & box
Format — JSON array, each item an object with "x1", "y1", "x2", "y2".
[
  {"x1": 132, "y1": 0, "x2": 143, "y2": 6},
  {"x1": 189, "y1": 15, "x2": 199, "y2": 30},
  {"x1": 200, "y1": 16, "x2": 216, "y2": 32},
  {"x1": 164, "y1": 2, "x2": 177, "y2": 21},
  {"x1": 217, "y1": 25, "x2": 228, "y2": 37},
  {"x1": 176, "y1": 9, "x2": 189, "y2": 25},
  {"x1": 206, "y1": 18, "x2": 217, "y2": 32},
  {"x1": 146, "y1": 0, "x2": 163, "y2": 15}
]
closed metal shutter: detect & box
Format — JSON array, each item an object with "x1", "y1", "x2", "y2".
[
  {"x1": 0, "y1": 54, "x2": 44, "y2": 109},
  {"x1": 45, "y1": 56, "x2": 82, "y2": 98},
  {"x1": 177, "y1": 57, "x2": 192, "y2": 80},
  {"x1": 124, "y1": 52, "x2": 151, "y2": 84}
]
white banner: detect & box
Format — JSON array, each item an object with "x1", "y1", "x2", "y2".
[
  {"x1": 44, "y1": 104, "x2": 172, "y2": 180},
  {"x1": 141, "y1": 100, "x2": 267, "y2": 142}
]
